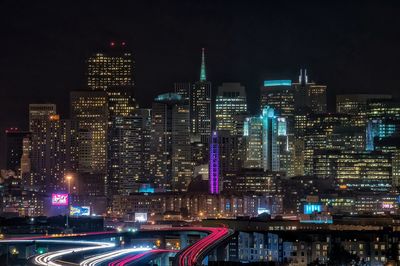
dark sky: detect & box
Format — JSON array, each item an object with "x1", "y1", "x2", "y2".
[{"x1": 1, "y1": 1, "x2": 400, "y2": 165}]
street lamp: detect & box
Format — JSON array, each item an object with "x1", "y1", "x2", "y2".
[{"x1": 65, "y1": 174, "x2": 73, "y2": 230}]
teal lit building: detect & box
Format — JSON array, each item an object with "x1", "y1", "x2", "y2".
[{"x1": 244, "y1": 106, "x2": 283, "y2": 171}]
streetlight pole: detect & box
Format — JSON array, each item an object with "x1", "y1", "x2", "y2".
[{"x1": 66, "y1": 175, "x2": 72, "y2": 230}]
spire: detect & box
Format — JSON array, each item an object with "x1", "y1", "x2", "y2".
[
  {"x1": 200, "y1": 48, "x2": 206, "y2": 81},
  {"x1": 299, "y1": 68, "x2": 308, "y2": 85}
]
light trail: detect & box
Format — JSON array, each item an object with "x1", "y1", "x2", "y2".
[
  {"x1": 30, "y1": 240, "x2": 115, "y2": 266},
  {"x1": 176, "y1": 227, "x2": 230, "y2": 266},
  {"x1": 80, "y1": 247, "x2": 151, "y2": 266},
  {"x1": 4, "y1": 231, "x2": 118, "y2": 241},
  {"x1": 108, "y1": 249, "x2": 178, "y2": 266}
]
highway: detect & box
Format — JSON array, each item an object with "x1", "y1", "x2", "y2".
[
  {"x1": 0, "y1": 226, "x2": 232, "y2": 266},
  {"x1": 80, "y1": 247, "x2": 151, "y2": 266},
  {"x1": 108, "y1": 249, "x2": 178, "y2": 266},
  {"x1": 175, "y1": 227, "x2": 232, "y2": 266},
  {"x1": 33, "y1": 240, "x2": 115, "y2": 266}
]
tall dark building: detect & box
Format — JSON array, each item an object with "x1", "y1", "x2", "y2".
[
  {"x1": 293, "y1": 69, "x2": 327, "y2": 114},
  {"x1": 107, "y1": 86, "x2": 137, "y2": 196},
  {"x1": 151, "y1": 93, "x2": 192, "y2": 191},
  {"x1": 5, "y1": 128, "x2": 31, "y2": 173},
  {"x1": 131, "y1": 108, "x2": 152, "y2": 184}
]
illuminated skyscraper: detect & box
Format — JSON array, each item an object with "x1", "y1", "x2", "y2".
[
  {"x1": 70, "y1": 91, "x2": 108, "y2": 174},
  {"x1": 216, "y1": 83, "x2": 247, "y2": 134},
  {"x1": 29, "y1": 104, "x2": 56, "y2": 191},
  {"x1": 303, "y1": 113, "x2": 353, "y2": 175},
  {"x1": 106, "y1": 86, "x2": 138, "y2": 196},
  {"x1": 209, "y1": 131, "x2": 220, "y2": 194},
  {"x1": 191, "y1": 48, "x2": 212, "y2": 146},
  {"x1": 314, "y1": 151, "x2": 392, "y2": 192},
  {"x1": 293, "y1": 69, "x2": 327, "y2": 114},
  {"x1": 29, "y1": 109, "x2": 78, "y2": 193},
  {"x1": 132, "y1": 109, "x2": 152, "y2": 184},
  {"x1": 20, "y1": 136, "x2": 31, "y2": 187},
  {"x1": 87, "y1": 42, "x2": 134, "y2": 91},
  {"x1": 260, "y1": 80, "x2": 294, "y2": 118},
  {"x1": 151, "y1": 93, "x2": 191, "y2": 191},
  {"x1": 244, "y1": 106, "x2": 281, "y2": 172},
  {"x1": 366, "y1": 99, "x2": 400, "y2": 151}
]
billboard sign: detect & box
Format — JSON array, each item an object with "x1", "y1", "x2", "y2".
[
  {"x1": 51, "y1": 193, "x2": 69, "y2": 206},
  {"x1": 135, "y1": 213, "x2": 147, "y2": 222},
  {"x1": 70, "y1": 206, "x2": 90, "y2": 216}
]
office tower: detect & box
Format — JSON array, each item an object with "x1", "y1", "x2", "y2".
[
  {"x1": 29, "y1": 104, "x2": 56, "y2": 190},
  {"x1": 337, "y1": 94, "x2": 392, "y2": 114},
  {"x1": 293, "y1": 69, "x2": 327, "y2": 113},
  {"x1": 302, "y1": 113, "x2": 354, "y2": 175},
  {"x1": 29, "y1": 109, "x2": 78, "y2": 193},
  {"x1": 231, "y1": 168, "x2": 283, "y2": 194},
  {"x1": 366, "y1": 99, "x2": 400, "y2": 151},
  {"x1": 70, "y1": 91, "x2": 108, "y2": 174},
  {"x1": 260, "y1": 80, "x2": 294, "y2": 118},
  {"x1": 209, "y1": 131, "x2": 220, "y2": 194},
  {"x1": 260, "y1": 80, "x2": 295, "y2": 176},
  {"x1": 45, "y1": 116, "x2": 78, "y2": 193},
  {"x1": 151, "y1": 93, "x2": 191, "y2": 191},
  {"x1": 216, "y1": 83, "x2": 248, "y2": 133},
  {"x1": 107, "y1": 116, "x2": 136, "y2": 195},
  {"x1": 106, "y1": 86, "x2": 137, "y2": 196},
  {"x1": 244, "y1": 106, "x2": 281, "y2": 172},
  {"x1": 320, "y1": 151, "x2": 392, "y2": 192},
  {"x1": 5, "y1": 128, "x2": 31, "y2": 172},
  {"x1": 191, "y1": 48, "x2": 212, "y2": 146},
  {"x1": 174, "y1": 82, "x2": 191, "y2": 101},
  {"x1": 336, "y1": 94, "x2": 392, "y2": 126},
  {"x1": 130, "y1": 109, "x2": 152, "y2": 184},
  {"x1": 375, "y1": 137, "x2": 400, "y2": 187},
  {"x1": 20, "y1": 136, "x2": 31, "y2": 187},
  {"x1": 216, "y1": 130, "x2": 242, "y2": 179},
  {"x1": 243, "y1": 116, "x2": 263, "y2": 169},
  {"x1": 87, "y1": 42, "x2": 134, "y2": 91},
  {"x1": 107, "y1": 86, "x2": 136, "y2": 117},
  {"x1": 29, "y1": 104, "x2": 57, "y2": 130}
]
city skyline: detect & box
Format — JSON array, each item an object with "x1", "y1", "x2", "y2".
[{"x1": 2, "y1": 2, "x2": 400, "y2": 265}]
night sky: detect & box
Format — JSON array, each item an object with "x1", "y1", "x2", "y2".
[{"x1": 1, "y1": 1, "x2": 400, "y2": 165}]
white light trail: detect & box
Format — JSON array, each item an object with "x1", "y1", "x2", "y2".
[{"x1": 80, "y1": 248, "x2": 151, "y2": 266}]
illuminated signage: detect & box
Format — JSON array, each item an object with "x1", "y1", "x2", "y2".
[
  {"x1": 51, "y1": 193, "x2": 69, "y2": 206},
  {"x1": 382, "y1": 202, "x2": 394, "y2": 209},
  {"x1": 264, "y1": 80, "x2": 292, "y2": 87},
  {"x1": 70, "y1": 206, "x2": 90, "y2": 216},
  {"x1": 304, "y1": 204, "x2": 322, "y2": 214},
  {"x1": 257, "y1": 208, "x2": 270, "y2": 215},
  {"x1": 135, "y1": 213, "x2": 148, "y2": 222}
]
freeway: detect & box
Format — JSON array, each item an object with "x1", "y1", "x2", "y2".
[
  {"x1": 32, "y1": 240, "x2": 115, "y2": 266},
  {"x1": 80, "y1": 247, "x2": 151, "y2": 266},
  {"x1": 0, "y1": 226, "x2": 232, "y2": 266},
  {"x1": 175, "y1": 227, "x2": 232, "y2": 266},
  {"x1": 108, "y1": 249, "x2": 178, "y2": 266}
]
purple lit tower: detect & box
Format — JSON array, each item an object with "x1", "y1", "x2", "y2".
[{"x1": 209, "y1": 131, "x2": 220, "y2": 194}]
